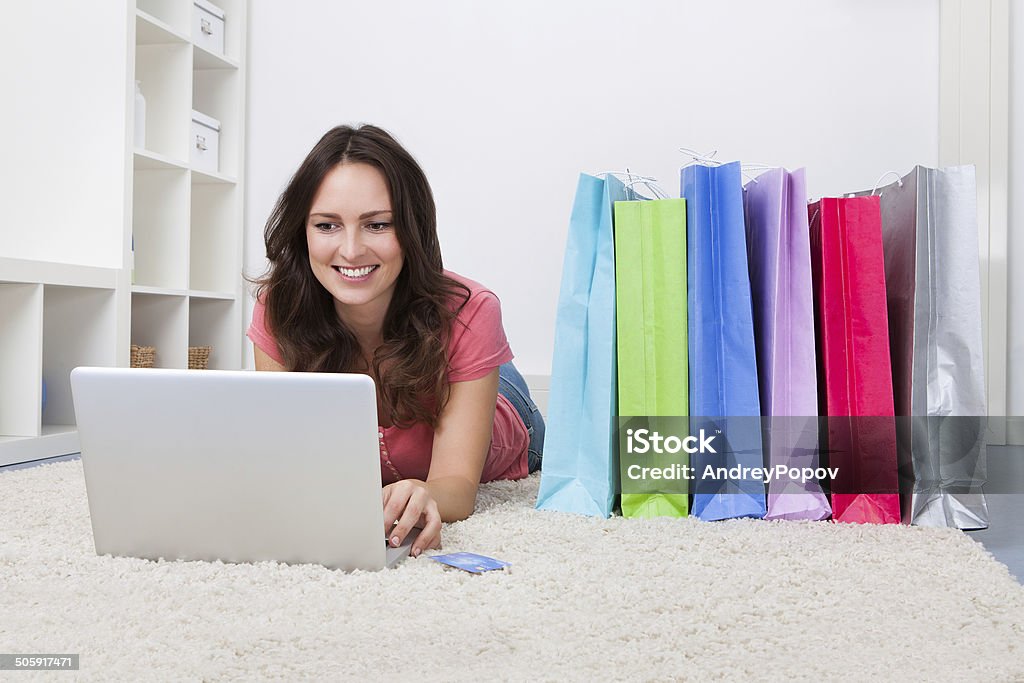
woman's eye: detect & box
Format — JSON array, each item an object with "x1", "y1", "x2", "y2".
[
  {"x1": 314, "y1": 222, "x2": 338, "y2": 232},
  {"x1": 367, "y1": 222, "x2": 392, "y2": 232}
]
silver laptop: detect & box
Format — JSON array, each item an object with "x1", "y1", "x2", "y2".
[{"x1": 70, "y1": 367, "x2": 416, "y2": 571}]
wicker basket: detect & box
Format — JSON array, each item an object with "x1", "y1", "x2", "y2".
[
  {"x1": 130, "y1": 344, "x2": 156, "y2": 368},
  {"x1": 188, "y1": 346, "x2": 212, "y2": 370}
]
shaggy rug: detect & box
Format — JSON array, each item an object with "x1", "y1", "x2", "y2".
[{"x1": 1, "y1": 460, "x2": 1023, "y2": 682}]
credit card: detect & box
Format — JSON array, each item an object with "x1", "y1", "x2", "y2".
[{"x1": 428, "y1": 552, "x2": 511, "y2": 573}]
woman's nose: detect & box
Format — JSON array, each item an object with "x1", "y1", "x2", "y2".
[{"x1": 336, "y1": 230, "x2": 366, "y2": 261}]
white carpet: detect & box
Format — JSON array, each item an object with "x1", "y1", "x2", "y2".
[{"x1": 1, "y1": 460, "x2": 1023, "y2": 682}]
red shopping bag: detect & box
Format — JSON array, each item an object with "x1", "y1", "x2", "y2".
[{"x1": 808, "y1": 197, "x2": 900, "y2": 524}]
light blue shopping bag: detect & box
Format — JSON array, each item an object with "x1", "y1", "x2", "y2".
[{"x1": 536, "y1": 173, "x2": 626, "y2": 517}]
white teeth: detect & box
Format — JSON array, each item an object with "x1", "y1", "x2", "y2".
[{"x1": 336, "y1": 265, "x2": 375, "y2": 278}]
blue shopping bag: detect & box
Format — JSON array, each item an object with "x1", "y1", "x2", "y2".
[
  {"x1": 536, "y1": 173, "x2": 626, "y2": 517},
  {"x1": 682, "y1": 161, "x2": 767, "y2": 521}
]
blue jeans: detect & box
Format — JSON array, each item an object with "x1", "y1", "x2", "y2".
[{"x1": 498, "y1": 362, "x2": 545, "y2": 473}]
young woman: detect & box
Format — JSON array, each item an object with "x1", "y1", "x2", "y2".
[{"x1": 248, "y1": 124, "x2": 544, "y2": 559}]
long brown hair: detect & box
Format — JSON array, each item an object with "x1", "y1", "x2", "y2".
[{"x1": 252, "y1": 125, "x2": 469, "y2": 428}]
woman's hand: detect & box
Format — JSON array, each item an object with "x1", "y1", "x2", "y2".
[{"x1": 382, "y1": 479, "x2": 442, "y2": 558}]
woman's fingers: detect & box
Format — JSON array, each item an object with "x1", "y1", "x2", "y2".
[
  {"x1": 390, "y1": 484, "x2": 431, "y2": 548},
  {"x1": 382, "y1": 483, "x2": 411, "y2": 538},
  {"x1": 410, "y1": 501, "x2": 442, "y2": 558},
  {"x1": 381, "y1": 481, "x2": 443, "y2": 558}
]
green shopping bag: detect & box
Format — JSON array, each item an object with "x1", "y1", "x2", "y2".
[{"x1": 614, "y1": 198, "x2": 689, "y2": 518}]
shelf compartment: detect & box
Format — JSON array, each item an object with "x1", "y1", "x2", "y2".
[
  {"x1": 134, "y1": 148, "x2": 189, "y2": 171},
  {"x1": 189, "y1": 297, "x2": 240, "y2": 370},
  {"x1": 132, "y1": 285, "x2": 190, "y2": 297},
  {"x1": 131, "y1": 293, "x2": 189, "y2": 369},
  {"x1": 133, "y1": 168, "x2": 190, "y2": 290},
  {"x1": 135, "y1": 42, "x2": 191, "y2": 161},
  {"x1": 191, "y1": 167, "x2": 236, "y2": 184},
  {"x1": 136, "y1": 9, "x2": 189, "y2": 45},
  {"x1": 188, "y1": 289, "x2": 236, "y2": 300},
  {"x1": 131, "y1": 286, "x2": 235, "y2": 301},
  {"x1": 192, "y1": 68, "x2": 241, "y2": 178},
  {"x1": 193, "y1": 0, "x2": 246, "y2": 64},
  {"x1": 193, "y1": 43, "x2": 239, "y2": 70},
  {"x1": 42, "y1": 286, "x2": 118, "y2": 429},
  {"x1": 190, "y1": 182, "x2": 240, "y2": 293},
  {"x1": 136, "y1": 0, "x2": 190, "y2": 40},
  {"x1": 0, "y1": 283, "x2": 44, "y2": 438}
]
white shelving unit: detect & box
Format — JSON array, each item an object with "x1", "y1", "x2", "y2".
[
  {"x1": 0, "y1": 260, "x2": 121, "y2": 466},
  {"x1": 0, "y1": 0, "x2": 247, "y2": 467}
]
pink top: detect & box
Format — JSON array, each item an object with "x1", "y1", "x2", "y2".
[{"x1": 247, "y1": 270, "x2": 530, "y2": 484}]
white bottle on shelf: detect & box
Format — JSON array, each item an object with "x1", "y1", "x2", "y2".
[{"x1": 134, "y1": 80, "x2": 146, "y2": 149}]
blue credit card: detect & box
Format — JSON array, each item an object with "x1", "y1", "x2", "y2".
[{"x1": 428, "y1": 552, "x2": 511, "y2": 573}]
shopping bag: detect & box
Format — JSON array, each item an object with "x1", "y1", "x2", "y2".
[
  {"x1": 615, "y1": 197, "x2": 689, "y2": 519},
  {"x1": 682, "y1": 161, "x2": 766, "y2": 521},
  {"x1": 536, "y1": 173, "x2": 626, "y2": 518},
  {"x1": 743, "y1": 168, "x2": 831, "y2": 521},
  {"x1": 866, "y1": 166, "x2": 988, "y2": 529},
  {"x1": 808, "y1": 196, "x2": 901, "y2": 524}
]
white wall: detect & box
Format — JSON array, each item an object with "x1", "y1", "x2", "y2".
[
  {"x1": 244, "y1": 0, "x2": 940, "y2": 376},
  {"x1": 0, "y1": 2, "x2": 128, "y2": 269},
  {"x1": 1009, "y1": 1, "x2": 1024, "y2": 435}
]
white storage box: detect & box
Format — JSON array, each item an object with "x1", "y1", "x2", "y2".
[
  {"x1": 193, "y1": 0, "x2": 226, "y2": 55},
  {"x1": 191, "y1": 110, "x2": 220, "y2": 174}
]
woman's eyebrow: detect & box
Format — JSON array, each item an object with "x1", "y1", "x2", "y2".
[{"x1": 308, "y1": 210, "x2": 392, "y2": 220}]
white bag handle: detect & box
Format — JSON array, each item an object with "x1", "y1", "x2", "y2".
[
  {"x1": 679, "y1": 147, "x2": 771, "y2": 184},
  {"x1": 594, "y1": 169, "x2": 670, "y2": 200},
  {"x1": 871, "y1": 170, "x2": 904, "y2": 196}
]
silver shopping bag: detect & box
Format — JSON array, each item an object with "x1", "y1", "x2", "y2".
[{"x1": 866, "y1": 165, "x2": 988, "y2": 529}]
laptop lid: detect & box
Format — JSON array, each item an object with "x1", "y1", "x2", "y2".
[{"x1": 70, "y1": 367, "x2": 390, "y2": 571}]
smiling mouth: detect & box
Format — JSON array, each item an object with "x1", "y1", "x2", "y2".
[{"x1": 332, "y1": 265, "x2": 379, "y2": 280}]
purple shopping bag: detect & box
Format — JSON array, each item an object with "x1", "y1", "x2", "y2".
[{"x1": 743, "y1": 168, "x2": 831, "y2": 521}]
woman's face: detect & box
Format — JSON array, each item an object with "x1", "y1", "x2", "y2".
[{"x1": 306, "y1": 162, "x2": 405, "y2": 328}]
